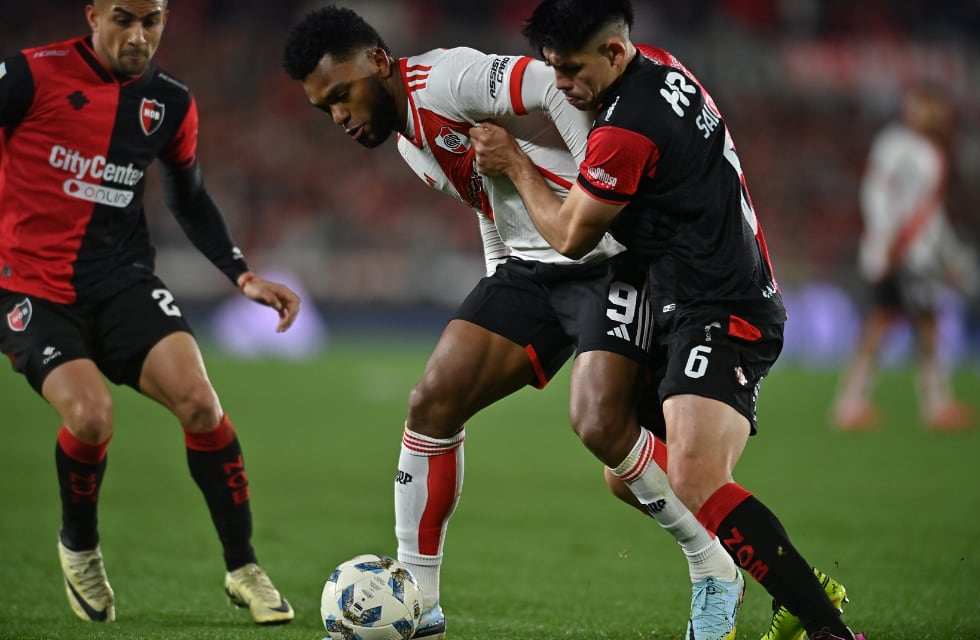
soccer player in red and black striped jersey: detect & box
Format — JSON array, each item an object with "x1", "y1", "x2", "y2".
[
  {"x1": 0, "y1": 0, "x2": 298, "y2": 625},
  {"x1": 470, "y1": 1, "x2": 865, "y2": 639}
]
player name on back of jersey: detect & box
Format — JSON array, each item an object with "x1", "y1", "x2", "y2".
[{"x1": 49, "y1": 144, "x2": 144, "y2": 208}]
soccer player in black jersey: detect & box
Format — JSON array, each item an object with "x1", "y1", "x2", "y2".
[
  {"x1": 470, "y1": 1, "x2": 866, "y2": 639},
  {"x1": 0, "y1": 0, "x2": 298, "y2": 625},
  {"x1": 283, "y1": 6, "x2": 748, "y2": 639}
]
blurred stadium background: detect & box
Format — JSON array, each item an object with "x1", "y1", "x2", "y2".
[
  {"x1": 3, "y1": 0, "x2": 979, "y2": 366},
  {"x1": 3, "y1": 5, "x2": 980, "y2": 638}
]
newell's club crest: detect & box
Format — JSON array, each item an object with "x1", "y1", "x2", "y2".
[
  {"x1": 140, "y1": 98, "x2": 165, "y2": 135},
  {"x1": 6, "y1": 298, "x2": 32, "y2": 332}
]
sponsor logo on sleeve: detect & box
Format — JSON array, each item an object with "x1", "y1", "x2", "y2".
[
  {"x1": 586, "y1": 165, "x2": 619, "y2": 189},
  {"x1": 488, "y1": 56, "x2": 512, "y2": 99},
  {"x1": 140, "y1": 98, "x2": 165, "y2": 135}
]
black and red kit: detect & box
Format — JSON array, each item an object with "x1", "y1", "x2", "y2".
[
  {"x1": 0, "y1": 36, "x2": 246, "y2": 304},
  {"x1": 577, "y1": 45, "x2": 785, "y2": 326}
]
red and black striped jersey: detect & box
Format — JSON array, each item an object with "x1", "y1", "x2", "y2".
[
  {"x1": 0, "y1": 36, "x2": 198, "y2": 304},
  {"x1": 577, "y1": 45, "x2": 785, "y2": 323}
]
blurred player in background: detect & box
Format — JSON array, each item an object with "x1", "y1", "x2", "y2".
[
  {"x1": 831, "y1": 83, "x2": 978, "y2": 432},
  {"x1": 469, "y1": 1, "x2": 864, "y2": 639},
  {"x1": 0, "y1": 0, "x2": 298, "y2": 625},
  {"x1": 283, "y1": 5, "x2": 745, "y2": 639}
]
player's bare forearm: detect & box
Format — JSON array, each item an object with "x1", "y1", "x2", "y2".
[
  {"x1": 501, "y1": 150, "x2": 574, "y2": 252},
  {"x1": 237, "y1": 272, "x2": 302, "y2": 333}
]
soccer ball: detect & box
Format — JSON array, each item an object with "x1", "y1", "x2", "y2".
[{"x1": 321, "y1": 554, "x2": 423, "y2": 640}]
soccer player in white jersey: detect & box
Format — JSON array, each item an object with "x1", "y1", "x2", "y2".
[
  {"x1": 832, "y1": 83, "x2": 977, "y2": 431},
  {"x1": 283, "y1": 5, "x2": 745, "y2": 640}
]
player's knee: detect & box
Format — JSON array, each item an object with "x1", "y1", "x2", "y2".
[
  {"x1": 667, "y1": 460, "x2": 728, "y2": 514},
  {"x1": 406, "y1": 378, "x2": 462, "y2": 438},
  {"x1": 571, "y1": 406, "x2": 631, "y2": 465},
  {"x1": 62, "y1": 396, "x2": 114, "y2": 443},
  {"x1": 572, "y1": 415, "x2": 607, "y2": 457},
  {"x1": 173, "y1": 382, "x2": 222, "y2": 432}
]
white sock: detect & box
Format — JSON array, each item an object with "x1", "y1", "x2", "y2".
[
  {"x1": 610, "y1": 428, "x2": 737, "y2": 583},
  {"x1": 918, "y1": 360, "x2": 951, "y2": 416},
  {"x1": 837, "y1": 357, "x2": 873, "y2": 409},
  {"x1": 394, "y1": 427, "x2": 465, "y2": 609}
]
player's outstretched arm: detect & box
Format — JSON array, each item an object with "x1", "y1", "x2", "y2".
[
  {"x1": 161, "y1": 161, "x2": 302, "y2": 331},
  {"x1": 236, "y1": 272, "x2": 301, "y2": 333}
]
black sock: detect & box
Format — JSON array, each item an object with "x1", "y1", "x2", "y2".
[
  {"x1": 716, "y1": 495, "x2": 850, "y2": 637},
  {"x1": 185, "y1": 416, "x2": 257, "y2": 571},
  {"x1": 55, "y1": 428, "x2": 107, "y2": 551}
]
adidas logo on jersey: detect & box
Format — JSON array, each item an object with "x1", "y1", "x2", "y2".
[{"x1": 607, "y1": 324, "x2": 631, "y2": 340}]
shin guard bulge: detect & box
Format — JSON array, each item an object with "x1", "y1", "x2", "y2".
[
  {"x1": 698, "y1": 483, "x2": 849, "y2": 636},
  {"x1": 395, "y1": 427, "x2": 464, "y2": 608},
  {"x1": 185, "y1": 414, "x2": 257, "y2": 570},
  {"x1": 611, "y1": 428, "x2": 736, "y2": 581},
  {"x1": 56, "y1": 427, "x2": 110, "y2": 551}
]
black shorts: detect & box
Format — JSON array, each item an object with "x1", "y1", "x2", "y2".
[
  {"x1": 453, "y1": 254, "x2": 653, "y2": 388},
  {"x1": 642, "y1": 310, "x2": 784, "y2": 435},
  {"x1": 870, "y1": 271, "x2": 941, "y2": 316},
  {"x1": 0, "y1": 276, "x2": 192, "y2": 394}
]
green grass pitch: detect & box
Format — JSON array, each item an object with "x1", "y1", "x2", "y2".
[{"x1": 1, "y1": 340, "x2": 978, "y2": 639}]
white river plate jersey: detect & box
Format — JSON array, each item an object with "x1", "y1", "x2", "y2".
[{"x1": 395, "y1": 47, "x2": 625, "y2": 273}]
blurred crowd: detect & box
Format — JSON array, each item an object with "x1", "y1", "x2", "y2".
[{"x1": 3, "y1": 0, "x2": 979, "y2": 311}]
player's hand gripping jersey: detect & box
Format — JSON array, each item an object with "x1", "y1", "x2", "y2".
[
  {"x1": 395, "y1": 47, "x2": 625, "y2": 274},
  {"x1": 0, "y1": 37, "x2": 245, "y2": 304},
  {"x1": 577, "y1": 45, "x2": 785, "y2": 324}
]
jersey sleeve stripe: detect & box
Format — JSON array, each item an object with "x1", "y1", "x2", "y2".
[
  {"x1": 509, "y1": 56, "x2": 533, "y2": 116},
  {"x1": 536, "y1": 165, "x2": 573, "y2": 190}
]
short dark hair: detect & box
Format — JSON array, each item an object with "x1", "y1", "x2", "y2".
[
  {"x1": 282, "y1": 5, "x2": 390, "y2": 81},
  {"x1": 522, "y1": 0, "x2": 634, "y2": 56}
]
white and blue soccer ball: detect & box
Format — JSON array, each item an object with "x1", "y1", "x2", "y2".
[{"x1": 321, "y1": 554, "x2": 423, "y2": 640}]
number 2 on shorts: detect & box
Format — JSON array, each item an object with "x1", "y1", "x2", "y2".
[{"x1": 152, "y1": 288, "x2": 183, "y2": 317}]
